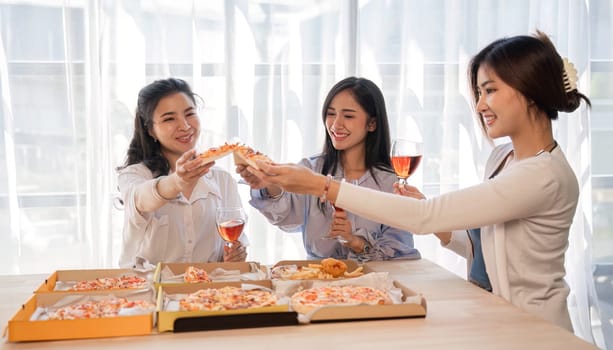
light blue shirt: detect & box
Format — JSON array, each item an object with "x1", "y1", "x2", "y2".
[{"x1": 249, "y1": 155, "x2": 420, "y2": 261}]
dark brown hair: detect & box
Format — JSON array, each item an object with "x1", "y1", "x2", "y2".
[
  {"x1": 469, "y1": 31, "x2": 591, "y2": 134},
  {"x1": 117, "y1": 78, "x2": 201, "y2": 176},
  {"x1": 320, "y1": 77, "x2": 393, "y2": 179}
]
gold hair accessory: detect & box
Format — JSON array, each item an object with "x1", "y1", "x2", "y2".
[{"x1": 562, "y1": 58, "x2": 578, "y2": 93}]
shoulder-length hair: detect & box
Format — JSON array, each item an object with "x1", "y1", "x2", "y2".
[{"x1": 117, "y1": 78, "x2": 200, "y2": 176}]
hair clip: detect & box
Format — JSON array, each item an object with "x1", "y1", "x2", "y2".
[{"x1": 562, "y1": 58, "x2": 578, "y2": 93}]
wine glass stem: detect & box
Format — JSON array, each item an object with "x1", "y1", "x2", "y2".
[{"x1": 398, "y1": 178, "x2": 407, "y2": 186}]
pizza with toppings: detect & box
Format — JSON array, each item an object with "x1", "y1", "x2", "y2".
[
  {"x1": 184, "y1": 266, "x2": 211, "y2": 283},
  {"x1": 47, "y1": 298, "x2": 154, "y2": 320},
  {"x1": 179, "y1": 286, "x2": 277, "y2": 311},
  {"x1": 199, "y1": 142, "x2": 237, "y2": 164},
  {"x1": 271, "y1": 258, "x2": 364, "y2": 280},
  {"x1": 233, "y1": 144, "x2": 273, "y2": 170},
  {"x1": 290, "y1": 285, "x2": 392, "y2": 314},
  {"x1": 70, "y1": 275, "x2": 148, "y2": 291},
  {"x1": 198, "y1": 142, "x2": 273, "y2": 170}
]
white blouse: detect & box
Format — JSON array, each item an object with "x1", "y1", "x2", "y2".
[{"x1": 117, "y1": 163, "x2": 246, "y2": 268}]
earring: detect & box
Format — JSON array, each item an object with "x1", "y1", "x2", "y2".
[{"x1": 153, "y1": 137, "x2": 158, "y2": 143}]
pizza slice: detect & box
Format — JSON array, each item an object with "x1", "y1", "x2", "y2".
[
  {"x1": 199, "y1": 142, "x2": 238, "y2": 164},
  {"x1": 233, "y1": 144, "x2": 273, "y2": 170},
  {"x1": 184, "y1": 266, "x2": 211, "y2": 283}
]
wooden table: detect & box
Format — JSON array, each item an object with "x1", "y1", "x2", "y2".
[{"x1": 0, "y1": 259, "x2": 598, "y2": 349}]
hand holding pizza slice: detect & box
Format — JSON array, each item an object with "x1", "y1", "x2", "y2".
[
  {"x1": 197, "y1": 142, "x2": 274, "y2": 170},
  {"x1": 233, "y1": 144, "x2": 274, "y2": 170}
]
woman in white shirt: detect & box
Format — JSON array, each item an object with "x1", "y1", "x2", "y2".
[
  {"x1": 117, "y1": 78, "x2": 247, "y2": 268},
  {"x1": 245, "y1": 31, "x2": 590, "y2": 331}
]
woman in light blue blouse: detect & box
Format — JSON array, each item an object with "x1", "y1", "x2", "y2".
[{"x1": 237, "y1": 77, "x2": 420, "y2": 261}]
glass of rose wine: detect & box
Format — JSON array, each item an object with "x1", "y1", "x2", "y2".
[
  {"x1": 391, "y1": 139, "x2": 423, "y2": 185},
  {"x1": 216, "y1": 207, "x2": 246, "y2": 248}
]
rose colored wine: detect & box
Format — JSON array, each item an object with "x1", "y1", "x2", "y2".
[
  {"x1": 391, "y1": 155, "x2": 422, "y2": 179},
  {"x1": 217, "y1": 219, "x2": 245, "y2": 242}
]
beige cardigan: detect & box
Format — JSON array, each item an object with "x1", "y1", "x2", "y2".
[{"x1": 336, "y1": 143, "x2": 578, "y2": 331}]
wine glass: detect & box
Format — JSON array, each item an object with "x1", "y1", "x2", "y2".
[
  {"x1": 391, "y1": 139, "x2": 423, "y2": 185},
  {"x1": 216, "y1": 207, "x2": 246, "y2": 248},
  {"x1": 320, "y1": 176, "x2": 352, "y2": 244}
]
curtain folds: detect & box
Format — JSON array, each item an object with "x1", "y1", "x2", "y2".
[{"x1": 0, "y1": 0, "x2": 604, "y2": 346}]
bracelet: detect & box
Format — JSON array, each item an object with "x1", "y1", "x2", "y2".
[
  {"x1": 152, "y1": 176, "x2": 177, "y2": 201},
  {"x1": 261, "y1": 187, "x2": 285, "y2": 200},
  {"x1": 319, "y1": 174, "x2": 332, "y2": 204}
]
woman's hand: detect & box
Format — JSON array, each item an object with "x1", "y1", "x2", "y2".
[
  {"x1": 247, "y1": 161, "x2": 324, "y2": 196},
  {"x1": 393, "y1": 183, "x2": 426, "y2": 200},
  {"x1": 173, "y1": 149, "x2": 215, "y2": 191},
  {"x1": 329, "y1": 208, "x2": 353, "y2": 243},
  {"x1": 223, "y1": 241, "x2": 247, "y2": 262},
  {"x1": 236, "y1": 164, "x2": 268, "y2": 189}
]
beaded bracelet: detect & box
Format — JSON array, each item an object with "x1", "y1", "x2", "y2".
[
  {"x1": 319, "y1": 174, "x2": 332, "y2": 204},
  {"x1": 260, "y1": 187, "x2": 285, "y2": 200}
]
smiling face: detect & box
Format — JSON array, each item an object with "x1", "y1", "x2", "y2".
[
  {"x1": 476, "y1": 64, "x2": 531, "y2": 140},
  {"x1": 325, "y1": 89, "x2": 376, "y2": 153},
  {"x1": 148, "y1": 92, "x2": 200, "y2": 162}
]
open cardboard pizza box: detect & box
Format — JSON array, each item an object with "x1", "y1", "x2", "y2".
[
  {"x1": 157, "y1": 280, "x2": 295, "y2": 332},
  {"x1": 6, "y1": 289, "x2": 155, "y2": 342},
  {"x1": 153, "y1": 261, "x2": 267, "y2": 290},
  {"x1": 272, "y1": 260, "x2": 426, "y2": 323},
  {"x1": 35, "y1": 268, "x2": 152, "y2": 294},
  {"x1": 305, "y1": 280, "x2": 426, "y2": 322},
  {"x1": 271, "y1": 259, "x2": 362, "y2": 280}
]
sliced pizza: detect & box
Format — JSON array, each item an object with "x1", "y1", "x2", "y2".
[
  {"x1": 70, "y1": 275, "x2": 148, "y2": 291},
  {"x1": 233, "y1": 144, "x2": 273, "y2": 170},
  {"x1": 184, "y1": 266, "x2": 211, "y2": 283},
  {"x1": 47, "y1": 298, "x2": 154, "y2": 320},
  {"x1": 290, "y1": 285, "x2": 392, "y2": 314},
  {"x1": 199, "y1": 142, "x2": 238, "y2": 164},
  {"x1": 179, "y1": 286, "x2": 277, "y2": 311}
]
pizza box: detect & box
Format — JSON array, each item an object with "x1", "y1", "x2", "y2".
[
  {"x1": 157, "y1": 280, "x2": 296, "y2": 332},
  {"x1": 153, "y1": 261, "x2": 267, "y2": 289},
  {"x1": 6, "y1": 289, "x2": 155, "y2": 342},
  {"x1": 271, "y1": 259, "x2": 363, "y2": 279},
  {"x1": 35, "y1": 268, "x2": 152, "y2": 293},
  {"x1": 306, "y1": 280, "x2": 427, "y2": 322}
]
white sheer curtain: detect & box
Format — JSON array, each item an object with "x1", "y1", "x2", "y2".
[{"x1": 0, "y1": 0, "x2": 606, "y2": 346}]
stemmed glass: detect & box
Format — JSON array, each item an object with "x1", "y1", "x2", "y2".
[
  {"x1": 216, "y1": 207, "x2": 246, "y2": 249},
  {"x1": 391, "y1": 139, "x2": 423, "y2": 185},
  {"x1": 320, "y1": 176, "x2": 352, "y2": 244}
]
